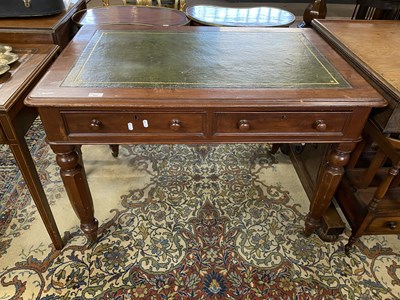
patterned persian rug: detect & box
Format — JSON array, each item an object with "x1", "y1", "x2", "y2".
[{"x1": 1, "y1": 119, "x2": 400, "y2": 299}]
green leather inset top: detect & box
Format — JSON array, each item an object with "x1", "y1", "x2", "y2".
[{"x1": 63, "y1": 30, "x2": 350, "y2": 89}]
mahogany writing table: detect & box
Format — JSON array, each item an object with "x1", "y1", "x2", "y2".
[
  {"x1": 26, "y1": 25, "x2": 386, "y2": 243},
  {"x1": 1, "y1": 44, "x2": 63, "y2": 249}
]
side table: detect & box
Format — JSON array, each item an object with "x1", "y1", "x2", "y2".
[
  {"x1": 312, "y1": 19, "x2": 400, "y2": 253},
  {"x1": 312, "y1": 20, "x2": 400, "y2": 135},
  {"x1": 186, "y1": 5, "x2": 295, "y2": 27},
  {"x1": 290, "y1": 20, "x2": 400, "y2": 242},
  {"x1": 0, "y1": 0, "x2": 86, "y2": 50},
  {"x1": 72, "y1": 6, "x2": 189, "y2": 27},
  {"x1": 0, "y1": 44, "x2": 63, "y2": 249}
]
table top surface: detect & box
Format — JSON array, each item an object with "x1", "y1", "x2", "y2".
[
  {"x1": 186, "y1": 5, "x2": 296, "y2": 27},
  {"x1": 27, "y1": 25, "x2": 384, "y2": 109},
  {"x1": 0, "y1": 44, "x2": 59, "y2": 112},
  {"x1": 312, "y1": 20, "x2": 400, "y2": 101},
  {"x1": 72, "y1": 6, "x2": 190, "y2": 27},
  {"x1": 0, "y1": 0, "x2": 85, "y2": 30}
]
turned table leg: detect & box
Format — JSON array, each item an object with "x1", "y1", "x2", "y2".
[
  {"x1": 305, "y1": 143, "x2": 356, "y2": 236},
  {"x1": 51, "y1": 145, "x2": 98, "y2": 243},
  {"x1": 109, "y1": 144, "x2": 119, "y2": 157}
]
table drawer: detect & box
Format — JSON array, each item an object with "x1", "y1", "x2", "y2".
[
  {"x1": 214, "y1": 112, "x2": 350, "y2": 136},
  {"x1": 62, "y1": 111, "x2": 206, "y2": 135},
  {"x1": 366, "y1": 216, "x2": 400, "y2": 235}
]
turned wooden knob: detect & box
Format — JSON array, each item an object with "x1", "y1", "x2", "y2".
[
  {"x1": 313, "y1": 120, "x2": 327, "y2": 132},
  {"x1": 89, "y1": 119, "x2": 102, "y2": 131},
  {"x1": 387, "y1": 221, "x2": 397, "y2": 230},
  {"x1": 170, "y1": 119, "x2": 181, "y2": 131},
  {"x1": 238, "y1": 119, "x2": 250, "y2": 131}
]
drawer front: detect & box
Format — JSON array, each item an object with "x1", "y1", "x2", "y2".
[
  {"x1": 214, "y1": 112, "x2": 350, "y2": 136},
  {"x1": 62, "y1": 111, "x2": 206, "y2": 136},
  {"x1": 366, "y1": 217, "x2": 400, "y2": 235}
]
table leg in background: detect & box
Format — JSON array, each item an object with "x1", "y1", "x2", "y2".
[
  {"x1": 10, "y1": 135, "x2": 64, "y2": 250},
  {"x1": 305, "y1": 142, "x2": 356, "y2": 236}
]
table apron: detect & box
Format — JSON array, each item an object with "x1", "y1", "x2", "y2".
[{"x1": 37, "y1": 107, "x2": 371, "y2": 145}]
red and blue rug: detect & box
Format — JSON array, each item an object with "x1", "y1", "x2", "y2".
[{"x1": 1, "y1": 119, "x2": 399, "y2": 299}]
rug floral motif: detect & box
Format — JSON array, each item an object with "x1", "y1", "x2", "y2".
[{"x1": 0, "y1": 120, "x2": 400, "y2": 299}]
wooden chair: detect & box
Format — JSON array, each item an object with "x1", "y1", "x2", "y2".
[
  {"x1": 335, "y1": 120, "x2": 400, "y2": 254},
  {"x1": 352, "y1": 0, "x2": 400, "y2": 19}
]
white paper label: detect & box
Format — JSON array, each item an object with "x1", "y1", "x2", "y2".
[{"x1": 88, "y1": 93, "x2": 104, "y2": 97}]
